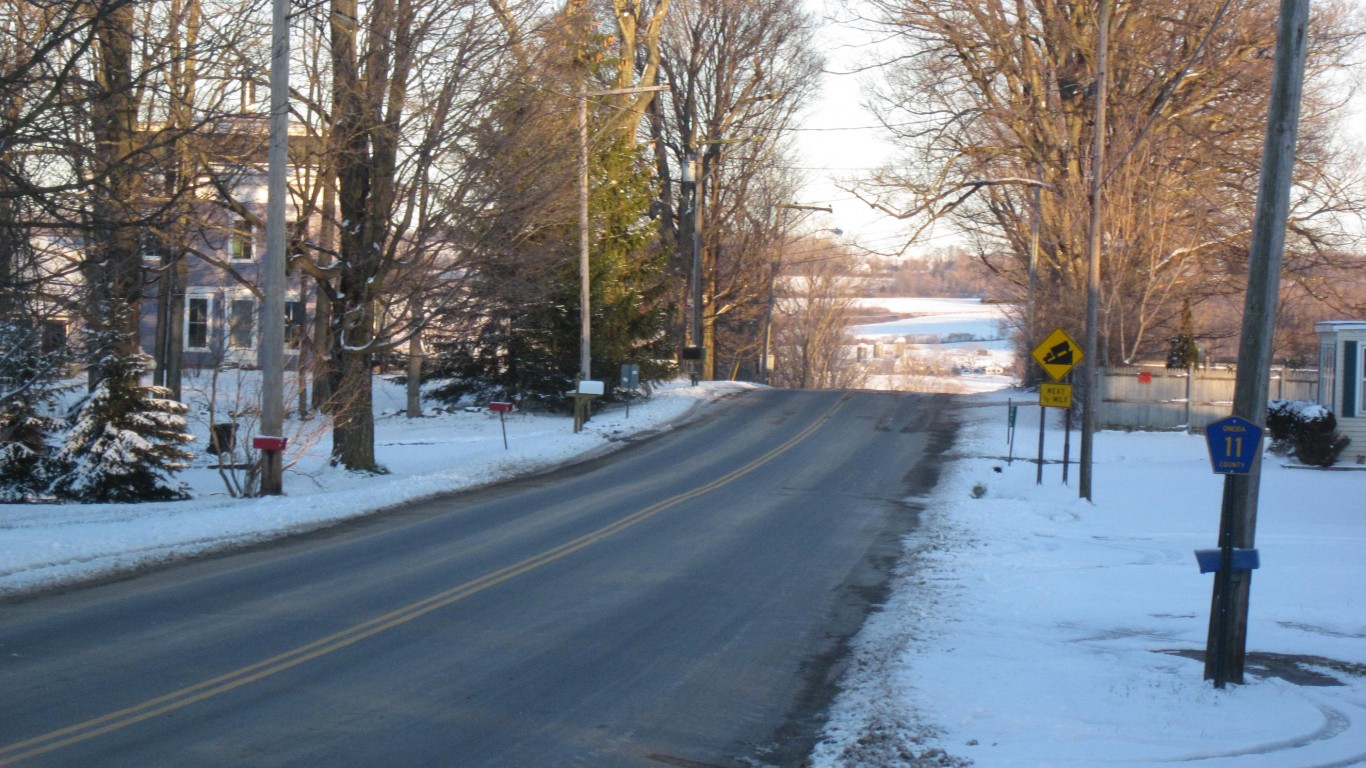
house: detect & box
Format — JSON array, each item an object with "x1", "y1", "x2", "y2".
[
  {"x1": 138, "y1": 115, "x2": 322, "y2": 372},
  {"x1": 1315, "y1": 321, "x2": 1366, "y2": 460}
]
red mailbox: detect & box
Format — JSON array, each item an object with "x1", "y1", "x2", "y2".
[
  {"x1": 252, "y1": 436, "x2": 288, "y2": 452},
  {"x1": 489, "y1": 402, "x2": 514, "y2": 413}
]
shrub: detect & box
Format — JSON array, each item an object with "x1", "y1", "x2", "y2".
[
  {"x1": 48, "y1": 351, "x2": 194, "y2": 502},
  {"x1": 1266, "y1": 399, "x2": 1351, "y2": 467}
]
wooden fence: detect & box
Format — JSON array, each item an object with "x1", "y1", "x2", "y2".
[{"x1": 1098, "y1": 367, "x2": 1318, "y2": 431}]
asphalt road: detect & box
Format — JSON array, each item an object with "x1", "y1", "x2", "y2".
[{"x1": 0, "y1": 388, "x2": 957, "y2": 768}]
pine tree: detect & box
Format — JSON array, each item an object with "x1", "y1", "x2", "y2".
[
  {"x1": 429, "y1": 93, "x2": 674, "y2": 408},
  {"x1": 0, "y1": 321, "x2": 68, "y2": 501},
  {"x1": 1165, "y1": 301, "x2": 1200, "y2": 370},
  {"x1": 488, "y1": 137, "x2": 673, "y2": 407},
  {"x1": 49, "y1": 342, "x2": 194, "y2": 503}
]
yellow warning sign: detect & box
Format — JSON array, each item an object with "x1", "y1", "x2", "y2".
[
  {"x1": 1031, "y1": 328, "x2": 1083, "y2": 382},
  {"x1": 1039, "y1": 382, "x2": 1073, "y2": 409}
]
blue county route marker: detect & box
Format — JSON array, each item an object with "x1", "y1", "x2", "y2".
[{"x1": 1204, "y1": 415, "x2": 1263, "y2": 475}]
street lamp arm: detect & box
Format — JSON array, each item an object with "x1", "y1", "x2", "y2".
[{"x1": 584, "y1": 83, "x2": 672, "y2": 98}]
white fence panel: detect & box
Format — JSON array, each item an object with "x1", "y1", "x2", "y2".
[{"x1": 1098, "y1": 367, "x2": 1318, "y2": 432}]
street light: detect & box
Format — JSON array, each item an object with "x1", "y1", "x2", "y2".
[
  {"x1": 683, "y1": 134, "x2": 765, "y2": 382},
  {"x1": 761, "y1": 204, "x2": 837, "y2": 385}
]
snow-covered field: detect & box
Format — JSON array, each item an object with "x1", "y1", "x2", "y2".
[
  {"x1": 853, "y1": 297, "x2": 1017, "y2": 394},
  {"x1": 3, "y1": 297, "x2": 1363, "y2": 767}
]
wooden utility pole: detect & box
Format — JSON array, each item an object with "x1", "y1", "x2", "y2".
[
  {"x1": 577, "y1": 84, "x2": 670, "y2": 384},
  {"x1": 259, "y1": 0, "x2": 290, "y2": 495},
  {"x1": 1205, "y1": 0, "x2": 1310, "y2": 687},
  {"x1": 1079, "y1": 0, "x2": 1112, "y2": 502}
]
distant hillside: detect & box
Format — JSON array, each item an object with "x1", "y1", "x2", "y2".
[{"x1": 861, "y1": 248, "x2": 993, "y2": 298}]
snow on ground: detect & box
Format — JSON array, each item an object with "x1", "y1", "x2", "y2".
[
  {"x1": 812, "y1": 389, "x2": 1366, "y2": 767},
  {"x1": 851, "y1": 297, "x2": 1015, "y2": 347},
  {"x1": 4, "y1": 298, "x2": 1363, "y2": 767},
  {"x1": 854, "y1": 298, "x2": 1018, "y2": 395},
  {"x1": 0, "y1": 379, "x2": 756, "y2": 599}
]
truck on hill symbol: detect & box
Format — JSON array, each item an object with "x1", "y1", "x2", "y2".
[{"x1": 1042, "y1": 341, "x2": 1073, "y2": 366}]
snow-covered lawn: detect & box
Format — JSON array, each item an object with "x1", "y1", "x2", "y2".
[
  {"x1": 812, "y1": 389, "x2": 1366, "y2": 767},
  {"x1": 0, "y1": 378, "x2": 757, "y2": 598}
]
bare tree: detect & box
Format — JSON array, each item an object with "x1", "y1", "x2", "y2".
[
  {"x1": 771, "y1": 236, "x2": 865, "y2": 390},
  {"x1": 652, "y1": 0, "x2": 823, "y2": 380},
  {"x1": 855, "y1": 0, "x2": 1366, "y2": 364},
  {"x1": 288, "y1": 0, "x2": 553, "y2": 470}
]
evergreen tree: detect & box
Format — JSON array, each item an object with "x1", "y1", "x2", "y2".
[
  {"x1": 49, "y1": 338, "x2": 194, "y2": 503},
  {"x1": 513, "y1": 137, "x2": 674, "y2": 405},
  {"x1": 1165, "y1": 301, "x2": 1200, "y2": 370},
  {"x1": 0, "y1": 321, "x2": 68, "y2": 501},
  {"x1": 430, "y1": 103, "x2": 675, "y2": 408}
]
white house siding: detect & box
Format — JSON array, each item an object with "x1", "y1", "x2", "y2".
[{"x1": 1315, "y1": 322, "x2": 1366, "y2": 465}]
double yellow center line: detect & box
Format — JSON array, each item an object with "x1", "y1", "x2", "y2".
[{"x1": 0, "y1": 395, "x2": 845, "y2": 766}]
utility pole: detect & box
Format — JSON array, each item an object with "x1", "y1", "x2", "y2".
[
  {"x1": 1026, "y1": 164, "x2": 1042, "y2": 390},
  {"x1": 1079, "y1": 0, "x2": 1111, "y2": 503},
  {"x1": 687, "y1": 140, "x2": 702, "y2": 367},
  {"x1": 578, "y1": 87, "x2": 590, "y2": 381},
  {"x1": 259, "y1": 0, "x2": 289, "y2": 495},
  {"x1": 578, "y1": 84, "x2": 670, "y2": 382},
  {"x1": 1205, "y1": 0, "x2": 1309, "y2": 688}
]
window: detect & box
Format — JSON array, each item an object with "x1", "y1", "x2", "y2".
[
  {"x1": 40, "y1": 321, "x2": 67, "y2": 355},
  {"x1": 1318, "y1": 341, "x2": 1336, "y2": 411},
  {"x1": 228, "y1": 298, "x2": 255, "y2": 349},
  {"x1": 230, "y1": 219, "x2": 254, "y2": 261},
  {"x1": 186, "y1": 295, "x2": 213, "y2": 350},
  {"x1": 1343, "y1": 340, "x2": 1360, "y2": 419},
  {"x1": 284, "y1": 300, "x2": 306, "y2": 349}
]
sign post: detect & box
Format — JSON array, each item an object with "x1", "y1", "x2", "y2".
[
  {"x1": 1007, "y1": 400, "x2": 1017, "y2": 465},
  {"x1": 620, "y1": 364, "x2": 640, "y2": 418},
  {"x1": 1202, "y1": 415, "x2": 1264, "y2": 687},
  {"x1": 489, "y1": 402, "x2": 514, "y2": 449},
  {"x1": 1031, "y1": 328, "x2": 1083, "y2": 485}
]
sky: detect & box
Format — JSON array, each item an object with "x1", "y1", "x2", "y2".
[
  {"x1": 3, "y1": 297, "x2": 1363, "y2": 766},
  {"x1": 794, "y1": 0, "x2": 1366, "y2": 262},
  {"x1": 791, "y1": 0, "x2": 913, "y2": 255}
]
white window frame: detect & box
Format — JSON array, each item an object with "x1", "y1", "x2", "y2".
[
  {"x1": 1357, "y1": 340, "x2": 1366, "y2": 416},
  {"x1": 185, "y1": 289, "x2": 216, "y2": 352},
  {"x1": 229, "y1": 218, "x2": 255, "y2": 262},
  {"x1": 1318, "y1": 340, "x2": 1336, "y2": 411},
  {"x1": 226, "y1": 292, "x2": 257, "y2": 350}
]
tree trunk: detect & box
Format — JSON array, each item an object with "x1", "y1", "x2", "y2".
[
  {"x1": 88, "y1": 0, "x2": 144, "y2": 386},
  {"x1": 152, "y1": 250, "x2": 185, "y2": 398},
  {"x1": 331, "y1": 345, "x2": 376, "y2": 470},
  {"x1": 406, "y1": 298, "x2": 423, "y2": 418},
  {"x1": 311, "y1": 181, "x2": 337, "y2": 412}
]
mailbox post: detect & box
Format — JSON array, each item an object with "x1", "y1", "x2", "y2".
[
  {"x1": 570, "y1": 380, "x2": 604, "y2": 433},
  {"x1": 489, "y1": 402, "x2": 514, "y2": 449}
]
